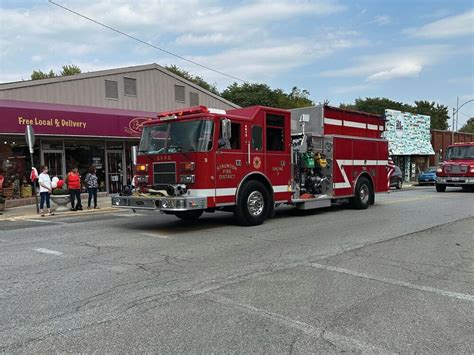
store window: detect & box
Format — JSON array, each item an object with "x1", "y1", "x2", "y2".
[
  {"x1": 0, "y1": 138, "x2": 40, "y2": 200},
  {"x1": 105, "y1": 80, "x2": 119, "y2": 99},
  {"x1": 65, "y1": 140, "x2": 106, "y2": 192},
  {"x1": 175, "y1": 85, "x2": 185, "y2": 102},
  {"x1": 124, "y1": 77, "x2": 137, "y2": 96}
]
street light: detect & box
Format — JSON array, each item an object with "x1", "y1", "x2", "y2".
[{"x1": 451, "y1": 97, "x2": 474, "y2": 142}]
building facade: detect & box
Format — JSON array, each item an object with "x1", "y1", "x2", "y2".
[
  {"x1": 383, "y1": 109, "x2": 435, "y2": 182},
  {"x1": 0, "y1": 63, "x2": 237, "y2": 112},
  {"x1": 0, "y1": 64, "x2": 238, "y2": 203}
]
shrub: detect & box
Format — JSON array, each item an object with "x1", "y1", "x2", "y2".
[{"x1": 52, "y1": 189, "x2": 69, "y2": 196}]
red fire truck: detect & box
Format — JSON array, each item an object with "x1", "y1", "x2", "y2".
[
  {"x1": 112, "y1": 105, "x2": 389, "y2": 225},
  {"x1": 436, "y1": 142, "x2": 474, "y2": 192}
]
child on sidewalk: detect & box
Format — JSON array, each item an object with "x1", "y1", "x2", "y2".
[{"x1": 38, "y1": 165, "x2": 54, "y2": 217}]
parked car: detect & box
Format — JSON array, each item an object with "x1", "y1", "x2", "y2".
[
  {"x1": 390, "y1": 166, "x2": 403, "y2": 189},
  {"x1": 418, "y1": 167, "x2": 437, "y2": 185}
]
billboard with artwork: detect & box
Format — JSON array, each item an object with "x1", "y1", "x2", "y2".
[{"x1": 383, "y1": 109, "x2": 435, "y2": 155}]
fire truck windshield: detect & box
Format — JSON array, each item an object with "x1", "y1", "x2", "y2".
[
  {"x1": 446, "y1": 145, "x2": 474, "y2": 160},
  {"x1": 139, "y1": 120, "x2": 214, "y2": 154}
]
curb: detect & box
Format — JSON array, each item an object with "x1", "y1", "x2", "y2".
[{"x1": 0, "y1": 207, "x2": 117, "y2": 222}]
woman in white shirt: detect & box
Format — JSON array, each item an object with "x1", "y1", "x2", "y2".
[{"x1": 38, "y1": 165, "x2": 54, "y2": 216}]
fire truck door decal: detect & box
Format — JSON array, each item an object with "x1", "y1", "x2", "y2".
[{"x1": 334, "y1": 160, "x2": 388, "y2": 189}]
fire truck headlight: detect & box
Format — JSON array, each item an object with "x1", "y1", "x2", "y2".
[
  {"x1": 179, "y1": 175, "x2": 195, "y2": 184},
  {"x1": 176, "y1": 199, "x2": 185, "y2": 209},
  {"x1": 436, "y1": 167, "x2": 443, "y2": 173}
]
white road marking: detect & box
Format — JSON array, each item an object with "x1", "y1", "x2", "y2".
[
  {"x1": 310, "y1": 262, "x2": 474, "y2": 302},
  {"x1": 113, "y1": 213, "x2": 146, "y2": 217},
  {"x1": 28, "y1": 219, "x2": 68, "y2": 225},
  {"x1": 208, "y1": 293, "x2": 389, "y2": 353},
  {"x1": 33, "y1": 248, "x2": 64, "y2": 256},
  {"x1": 142, "y1": 232, "x2": 169, "y2": 239}
]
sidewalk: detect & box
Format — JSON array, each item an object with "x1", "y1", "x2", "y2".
[{"x1": 0, "y1": 195, "x2": 116, "y2": 221}]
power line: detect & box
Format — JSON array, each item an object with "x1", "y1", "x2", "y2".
[{"x1": 48, "y1": 0, "x2": 247, "y2": 83}]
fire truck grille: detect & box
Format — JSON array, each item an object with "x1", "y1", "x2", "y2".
[
  {"x1": 446, "y1": 165, "x2": 467, "y2": 174},
  {"x1": 153, "y1": 162, "x2": 176, "y2": 185}
]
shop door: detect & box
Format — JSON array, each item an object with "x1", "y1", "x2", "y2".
[
  {"x1": 107, "y1": 151, "x2": 124, "y2": 194},
  {"x1": 42, "y1": 151, "x2": 65, "y2": 179}
]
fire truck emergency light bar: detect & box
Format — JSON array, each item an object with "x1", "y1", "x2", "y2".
[{"x1": 157, "y1": 106, "x2": 226, "y2": 120}]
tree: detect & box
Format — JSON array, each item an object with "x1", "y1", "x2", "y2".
[
  {"x1": 341, "y1": 97, "x2": 449, "y2": 130},
  {"x1": 59, "y1": 64, "x2": 81, "y2": 76},
  {"x1": 413, "y1": 100, "x2": 449, "y2": 130},
  {"x1": 165, "y1": 65, "x2": 219, "y2": 95},
  {"x1": 31, "y1": 65, "x2": 82, "y2": 80},
  {"x1": 340, "y1": 97, "x2": 410, "y2": 116},
  {"x1": 31, "y1": 69, "x2": 56, "y2": 80},
  {"x1": 221, "y1": 82, "x2": 314, "y2": 109},
  {"x1": 459, "y1": 118, "x2": 474, "y2": 133}
]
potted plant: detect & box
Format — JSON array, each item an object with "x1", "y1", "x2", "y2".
[
  {"x1": 51, "y1": 189, "x2": 70, "y2": 212},
  {"x1": 0, "y1": 195, "x2": 5, "y2": 212}
]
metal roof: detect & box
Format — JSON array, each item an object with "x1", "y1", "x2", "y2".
[{"x1": 0, "y1": 63, "x2": 239, "y2": 108}]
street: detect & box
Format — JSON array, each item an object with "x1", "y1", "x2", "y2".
[{"x1": 0, "y1": 187, "x2": 473, "y2": 353}]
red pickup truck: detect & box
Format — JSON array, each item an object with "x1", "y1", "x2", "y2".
[{"x1": 436, "y1": 142, "x2": 474, "y2": 192}]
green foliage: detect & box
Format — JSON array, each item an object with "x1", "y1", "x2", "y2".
[
  {"x1": 52, "y1": 189, "x2": 69, "y2": 195},
  {"x1": 459, "y1": 118, "x2": 474, "y2": 133},
  {"x1": 341, "y1": 97, "x2": 449, "y2": 130},
  {"x1": 221, "y1": 82, "x2": 314, "y2": 109},
  {"x1": 165, "y1": 65, "x2": 219, "y2": 95},
  {"x1": 31, "y1": 65, "x2": 81, "y2": 80},
  {"x1": 0, "y1": 195, "x2": 5, "y2": 204},
  {"x1": 31, "y1": 69, "x2": 56, "y2": 80},
  {"x1": 60, "y1": 64, "x2": 81, "y2": 76},
  {"x1": 413, "y1": 100, "x2": 449, "y2": 130}
]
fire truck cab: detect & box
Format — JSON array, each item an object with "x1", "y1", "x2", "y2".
[
  {"x1": 112, "y1": 105, "x2": 389, "y2": 226},
  {"x1": 436, "y1": 142, "x2": 474, "y2": 192}
]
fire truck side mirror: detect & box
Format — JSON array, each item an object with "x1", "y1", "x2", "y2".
[{"x1": 221, "y1": 118, "x2": 232, "y2": 141}]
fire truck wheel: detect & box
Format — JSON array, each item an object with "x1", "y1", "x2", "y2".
[
  {"x1": 235, "y1": 180, "x2": 271, "y2": 226},
  {"x1": 351, "y1": 177, "x2": 372, "y2": 210},
  {"x1": 175, "y1": 210, "x2": 204, "y2": 220},
  {"x1": 435, "y1": 183, "x2": 446, "y2": 192}
]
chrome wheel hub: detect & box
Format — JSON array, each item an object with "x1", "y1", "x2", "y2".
[
  {"x1": 359, "y1": 185, "x2": 369, "y2": 204},
  {"x1": 247, "y1": 191, "x2": 264, "y2": 216}
]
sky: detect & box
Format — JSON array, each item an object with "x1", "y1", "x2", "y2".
[{"x1": 0, "y1": 0, "x2": 473, "y2": 128}]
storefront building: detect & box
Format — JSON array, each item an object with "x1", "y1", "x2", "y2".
[
  {"x1": 0, "y1": 99, "x2": 157, "y2": 200},
  {"x1": 383, "y1": 109, "x2": 435, "y2": 182}
]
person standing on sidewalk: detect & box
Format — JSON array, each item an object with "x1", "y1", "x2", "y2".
[
  {"x1": 85, "y1": 165, "x2": 100, "y2": 210},
  {"x1": 66, "y1": 168, "x2": 82, "y2": 211},
  {"x1": 38, "y1": 165, "x2": 54, "y2": 217}
]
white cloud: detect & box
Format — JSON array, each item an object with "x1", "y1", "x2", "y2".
[
  {"x1": 320, "y1": 45, "x2": 450, "y2": 82},
  {"x1": 406, "y1": 9, "x2": 474, "y2": 38},
  {"x1": 371, "y1": 15, "x2": 391, "y2": 26},
  {"x1": 366, "y1": 62, "x2": 422, "y2": 82},
  {"x1": 178, "y1": 31, "x2": 365, "y2": 86},
  {"x1": 331, "y1": 83, "x2": 375, "y2": 95},
  {"x1": 0, "y1": 0, "x2": 349, "y2": 85}
]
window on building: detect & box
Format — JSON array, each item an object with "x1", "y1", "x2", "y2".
[
  {"x1": 266, "y1": 114, "x2": 285, "y2": 151},
  {"x1": 105, "y1": 80, "x2": 119, "y2": 99},
  {"x1": 190, "y1": 92, "x2": 199, "y2": 106},
  {"x1": 174, "y1": 85, "x2": 185, "y2": 102},
  {"x1": 124, "y1": 77, "x2": 137, "y2": 96},
  {"x1": 252, "y1": 126, "x2": 263, "y2": 151}
]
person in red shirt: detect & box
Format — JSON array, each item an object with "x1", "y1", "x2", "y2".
[{"x1": 67, "y1": 168, "x2": 83, "y2": 211}]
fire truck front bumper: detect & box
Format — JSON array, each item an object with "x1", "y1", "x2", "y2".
[
  {"x1": 111, "y1": 195, "x2": 207, "y2": 212},
  {"x1": 437, "y1": 176, "x2": 474, "y2": 185}
]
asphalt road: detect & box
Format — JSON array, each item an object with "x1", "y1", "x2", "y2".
[{"x1": 1, "y1": 187, "x2": 473, "y2": 353}]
